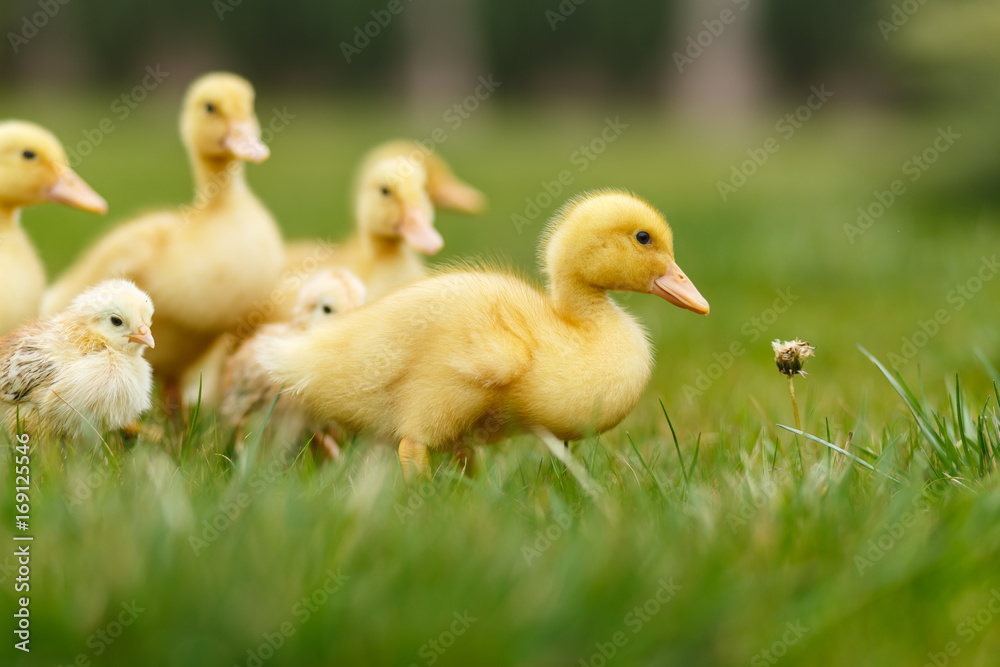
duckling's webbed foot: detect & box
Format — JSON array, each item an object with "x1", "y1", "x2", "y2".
[
  {"x1": 398, "y1": 437, "x2": 431, "y2": 482},
  {"x1": 313, "y1": 431, "x2": 343, "y2": 462}
]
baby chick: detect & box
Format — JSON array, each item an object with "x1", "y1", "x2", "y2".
[
  {"x1": 0, "y1": 120, "x2": 107, "y2": 337},
  {"x1": 221, "y1": 270, "x2": 365, "y2": 455},
  {"x1": 41, "y1": 73, "x2": 284, "y2": 410},
  {"x1": 260, "y1": 190, "x2": 709, "y2": 479},
  {"x1": 0, "y1": 279, "x2": 154, "y2": 440}
]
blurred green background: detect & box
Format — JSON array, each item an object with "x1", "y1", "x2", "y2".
[{"x1": 4, "y1": 1, "x2": 1000, "y2": 666}]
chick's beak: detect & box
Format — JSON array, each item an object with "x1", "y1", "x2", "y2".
[
  {"x1": 128, "y1": 325, "x2": 155, "y2": 348},
  {"x1": 224, "y1": 121, "x2": 270, "y2": 163},
  {"x1": 650, "y1": 262, "x2": 710, "y2": 315},
  {"x1": 400, "y1": 208, "x2": 444, "y2": 255},
  {"x1": 47, "y1": 167, "x2": 108, "y2": 214}
]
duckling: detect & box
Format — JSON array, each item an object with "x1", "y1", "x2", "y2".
[
  {"x1": 0, "y1": 279, "x2": 154, "y2": 440},
  {"x1": 259, "y1": 190, "x2": 709, "y2": 479},
  {"x1": 0, "y1": 121, "x2": 107, "y2": 337},
  {"x1": 41, "y1": 73, "x2": 284, "y2": 409},
  {"x1": 279, "y1": 142, "x2": 487, "y2": 313},
  {"x1": 221, "y1": 269, "x2": 365, "y2": 457}
]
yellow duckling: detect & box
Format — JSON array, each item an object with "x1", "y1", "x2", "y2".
[
  {"x1": 0, "y1": 279, "x2": 154, "y2": 440},
  {"x1": 260, "y1": 190, "x2": 709, "y2": 478},
  {"x1": 41, "y1": 73, "x2": 284, "y2": 408},
  {"x1": 221, "y1": 269, "x2": 366, "y2": 457},
  {"x1": 280, "y1": 141, "x2": 487, "y2": 310},
  {"x1": 0, "y1": 120, "x2": 107, "y2": 337}
]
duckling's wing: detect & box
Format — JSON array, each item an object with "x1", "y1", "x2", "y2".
[
  {"x1": 0, "y1": 324, "x2": 58, "y2": 405},
  {"x1": 449, "y1": 300, "x2": 534, "y2": 390}
]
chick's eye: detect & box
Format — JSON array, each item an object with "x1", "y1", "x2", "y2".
[
  {"x1": 205, "y1": 102, "x2": 216, "y2": 114},
  {"x1": 322, "y1": 305, "x2": 334, "y2": 314},
  {"x1": 22, "y1": 149, "x2": 36, "y2": 160},
  {"x1": 636, "y1": 231, "x2": 651, "y2": 245},
  {"x1": 380, "y1": 186, "x2": 391, "y2": 196},
  {"x1": 110, "y1": 316, "x2": 124, "y2": 327}
]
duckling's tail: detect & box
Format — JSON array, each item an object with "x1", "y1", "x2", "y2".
[{"x1": 255, "y1": 333, "x2": 315, "y2": 397}]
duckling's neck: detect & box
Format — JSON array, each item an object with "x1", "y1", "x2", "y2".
[
  {"x1": 0, "y1": 205, "x2": 20, "y2": 234},
  {"x1": 549, "y1": 278, "x2": 620, "y2": 324},
  {"x1": 361, "y1": 231, "x2": 409, "y2": 260},
  {"x1": 190, "y1": 155, "x2": 250, "y2": 211}
]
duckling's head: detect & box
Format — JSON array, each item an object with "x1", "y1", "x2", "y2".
[
  {"x1": 67, "y1": 279, "x2": 155, "y2": 352},
  {"x1": 356, "y1": 156, "x2": 442, "y2": 255},
  {"x1": 292, "y1": 269, "x2": 367, "y2": 327},
  {"x1": 0, "y1": 120, "x2": 107, "y2": 214},
  {"x1": 181, "y1": 72, "x2": 269, "y2": 164},
  {"x1": 542, "y1": 190, "x2": 709, "y2": 314}
]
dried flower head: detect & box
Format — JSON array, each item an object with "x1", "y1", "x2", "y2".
[{"x1": 772, "y1": 339, "x2": 815, "y2": 377}]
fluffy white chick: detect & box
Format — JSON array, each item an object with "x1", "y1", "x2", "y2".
[{"x1": 0, "y1": 280, "x2": 154, "y2": 440}]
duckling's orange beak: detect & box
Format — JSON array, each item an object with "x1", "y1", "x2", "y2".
[
  {"x1": 651, "y1": 262, "x2": 710, "y2": 315},
  {"x1": 127, "y1": 324, "x2": 155, "y2": 348},
  {"x1": 47, "y1": 166, "x2": 108, "y2": 214},
  {"x1": 224, "y1": 121, "x2": 270, "y2": 163},
  {"x1": 431, "y1": 180, "x2": 487, "y2": 215},
  {"x1": 400, "y1": 209, "x2": 444, "y2": 255}
]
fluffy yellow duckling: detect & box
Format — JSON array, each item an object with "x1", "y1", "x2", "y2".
[
  {"x1": 260, "y1": 190, "x2": 709, "y2": 478},
  {"x1": 0, "y1": 279, "x2": 154, "y2": 439},
  {"x1": 0, "y1": 120, "x2": 107, "y2": 337},
  {"x1": 221, "y1": 269, "x2": 365, "y2": 456},
  {"x1": 280, "y1": 142, "x2": 487, "y2": 311},
  {"x1": 41, "y1": 73, "x2": 284, "y2": 408}
]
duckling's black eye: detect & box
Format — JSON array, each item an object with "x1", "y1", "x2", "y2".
[
  {"x1": 22, "y1": 149, "x2": 36, "y2": 160},
  {"x1": 205, "y1": 102, "x2": 216, "y2": 114},
  {"x1": 110, "y1": 316, "x2": 124, "y2": 327},
  {"x1": 380, "y1": 186, "x2": 391, "y2": 196},
  {"x1": 322, "y1": 305, "x2": 334, "y2": 315},
  {"x1": 636, "y1": 231, "x2": 651, "y2": 245}
]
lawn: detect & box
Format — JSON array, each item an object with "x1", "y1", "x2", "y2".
[{"x1": 3, "y1": 89, "x2": 1000, "y2": 666}]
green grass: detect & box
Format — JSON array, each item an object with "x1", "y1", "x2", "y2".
[{"x1": 3, "y1": 91, "x2": 1000, "y2": 666}]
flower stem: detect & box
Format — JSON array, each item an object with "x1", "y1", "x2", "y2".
[{"x1": 787, "y1": 375, "x2": 802, "y2": 431}]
